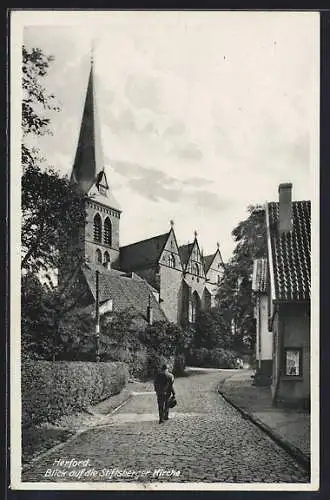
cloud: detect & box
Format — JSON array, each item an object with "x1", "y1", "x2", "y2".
[
  {"x1": 125, "y1": 74, "x2": 161, "y2": 112},
  {"x1": 186, "y1": 190, "x2": 233, "y2": 212},
  {"x1": 162, "y1": 120, "x2": 186, "y2": 137},
  {"x1": 109, "y1": 159, "x2": 232, "y2": 209},
  {"x1": 182, "y1": 177, "x2": 214, "y2": 187},
  {"x1": 175, "y1": 142, "x2": 203, "y2": 161}
]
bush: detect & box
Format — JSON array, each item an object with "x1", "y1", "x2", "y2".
[
  {"x1": 186, "y1": 347, "x2": 210, "y2": 367},
  {"x1": 146, "y1": 351, "x2": 175, "y2": 379},
  {"x1": 187, "y1": 348, "x2": 237, "y2": 369},
  {"x1": 22, "y1": 360, "x2": 128, "y2": 427},
  {"x1": 208, "y1": 348, "x2": 237, "y2": 369},
  {"x1": 173, "y1": 353, "x2": 186, "y2": 377}
]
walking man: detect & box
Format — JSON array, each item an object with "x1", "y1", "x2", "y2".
[{"x1": 154, "y1": 363, "x2": 175, "y2": 424}]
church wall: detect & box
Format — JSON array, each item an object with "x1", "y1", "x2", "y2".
[
  {"x1": 183, "y1": 273, "x2": 206, "y2": 300},
  {"x1": 84, "y1": 200, "x2": 120, "y2": 266},
  {"x1": 206, "y1": 252, "x2": 224, "y2": 285},
  {"x1": 205, "y1": 282, "x2": 220, "y2": 308},
  {"x1": 159, "y1": 264, "x2": 183, "y2": 323}
]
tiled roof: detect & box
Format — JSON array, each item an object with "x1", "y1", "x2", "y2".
[
  {"x1": 178, "y1": 243, "x2": 193, "y2": 268},
  {"x1": 81, "y1": 263, "x2": 167, "y2": 324},
  {"x1": 267, "y1": 201, "x2": 311, "y2": 301},
  {"x1": 120, "y1": 232, "x2": 169, "y2": 271},
  {"x1": 252, "y1": 258, "x2": 268, "y2": 293}
]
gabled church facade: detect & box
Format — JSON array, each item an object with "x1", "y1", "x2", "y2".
[{"x1": 60, "y1": 57, "x2": 225, "y2": 327}]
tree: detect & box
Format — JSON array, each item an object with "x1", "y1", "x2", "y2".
[
  {"x1": 21, "y1": 46, "x2": 87, "y2": 276},
  {"x1": 216, "y1": 205, "x2": 267, "y2": 354},
  {"x1": 22, "y1": 46, "x2": 59, "y2": 170},
  {"x1": 22, "y1": 165, "x2": 86, "y2": 275},
  {"x1": 21, "y1": 272, "x2": 94, "y2": 361},
  {"x1": 193, "y1": 310, "x2": 233, "y2": 351}
]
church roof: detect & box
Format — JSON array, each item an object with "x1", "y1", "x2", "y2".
[
  {"x1": 203, "y1": 254, "x2": 215, "y2": 273},
  {"x1": 70, "y1": 60, "x2": 104, "y2": 194},
  {"x1": 120, "y1": 232, "x2": 170, "y2": 271},
  {"x1": 81, "y1": 263, "x2": 167, "y2": 324},
  {"x1": 203, "y1": 248, "x2": 225, "y2": 273},
  {"x1": 178, "y1": 243, "x2": 194, "y2": 268}
]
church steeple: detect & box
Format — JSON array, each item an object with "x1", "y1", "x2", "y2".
[{"x1": 70, "y1": 48, "x2": 104, "y2": 194}]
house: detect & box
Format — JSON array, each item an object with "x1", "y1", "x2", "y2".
[
  {"x1": 78, "y1": 262, "x2": 167, "y2": 328},
  {"x1": 266, "y1": 183, "x2": 311, "y2": 408},
  {"x1": 252, "y1": 257, "x2": 272, "y2": 383},
  {"x1": 60, "y1": 56, "x2": 225, "y2": 328}
]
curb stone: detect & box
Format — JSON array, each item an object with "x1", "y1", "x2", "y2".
[
  {"x1": 22, "y1": 392, "x2": 133, "y2": 473},
  {"x1": 217, "y1": 384, "x2": 310, "y2": 473}
]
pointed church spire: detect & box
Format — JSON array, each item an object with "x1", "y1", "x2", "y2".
[{"x1": 70, "y1": 46, "x2": 104, "y2": 194}]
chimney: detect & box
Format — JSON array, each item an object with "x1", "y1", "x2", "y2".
[
  {"x1": 278, "y1": 183, "x2": 293, "y2": 233},
  {"x1": 147, "y1": 295, "x2": 153, "y2": 325}
]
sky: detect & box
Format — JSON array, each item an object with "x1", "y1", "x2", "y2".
[{"x1": 18, "y1": 11, "x2": 319, "y2": 261}]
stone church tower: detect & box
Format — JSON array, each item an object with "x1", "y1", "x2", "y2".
[{"x1": 64, "y1": 55, "x2": 121, "y2": 276}]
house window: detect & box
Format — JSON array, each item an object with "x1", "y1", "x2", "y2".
[
  {"x1": 95, "y1": 248, "x2": 102, "y2": 264},
  {"x1": 93, "y1": 213, "x2": 102, "y2": 242},
  {"x1": 104, "y1": 217, "x2": 112, "y2": 246},
  {"x1": 169, "y1": 253, "x2": 176, "y2": 268},
  {"x1": 284, "y1": 348, "x2": 303, "y2": 377}
]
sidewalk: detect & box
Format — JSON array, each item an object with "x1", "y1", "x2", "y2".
[{"x1": 218, "y1": 370, "x2": 310, "y2": 467}]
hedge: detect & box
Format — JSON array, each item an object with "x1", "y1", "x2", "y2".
[
  {"x1": 101, "y1": 344, "x2": 177, "y2": 380},
  {"x1": 22, "y1": 360, "x2": 129, "y2": 428}
]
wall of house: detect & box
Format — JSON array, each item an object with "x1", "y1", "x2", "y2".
[
  {"x1": 271, "y1": 310, "x2": 280, "y2": 401},
  {"x1": 84, "y1": 200, "x2": 120, "y2": 266},
  {"x1": 255, "y1": 295, "x2": 272, "y2": 361},
  {"x1": 271, "y1": 303, "x2": 310, "y2": 407},
  {"x1": 277, "y1": 303, "x2": 310, "y2": 406}
]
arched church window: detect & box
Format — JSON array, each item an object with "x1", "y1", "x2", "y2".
[
  {"x1": 191, "y1": 292, "x2": 200, "y2": 323},
  {"x1": 194, "y1": 263, "x2": 199, "y2": 275},
  {"x1": 104, "y1": 251, "x2": 110, "y2": 268},
  {"x1": 94, "y1": 213, "x2": 102, "y2": 242},
  {"x1": 217, "y1": 275, "x2": 221, "y2": 285},
  {"x1": 169, "y1": 253, "x2": 175, "y2": 268},
  {"x1": 95, "y1": 248, "x2": 102, "y2": 264},
  {"x1": 104, "y1": 217, "x2": 112, "y2": 246}
]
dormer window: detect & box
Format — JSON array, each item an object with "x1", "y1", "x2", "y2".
[
  {"x1": 169, "y1": 253, "x2": 176, "y2": 268},
  {"x1": 99, "y1": 185, "x2": 107, "y2": 196}
]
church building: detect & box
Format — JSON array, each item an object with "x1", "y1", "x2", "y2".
[{"x1": 61, "y1": 57, "x2": 225, "y2": 328}]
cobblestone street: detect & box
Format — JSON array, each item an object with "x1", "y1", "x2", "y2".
[{"x1": 22, "y1": 369, "x2": 309, "y2": 484}]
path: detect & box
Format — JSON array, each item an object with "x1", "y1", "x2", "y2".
[{"x1": 22, "y1": 369, "x2": 309, "y2": 483}]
